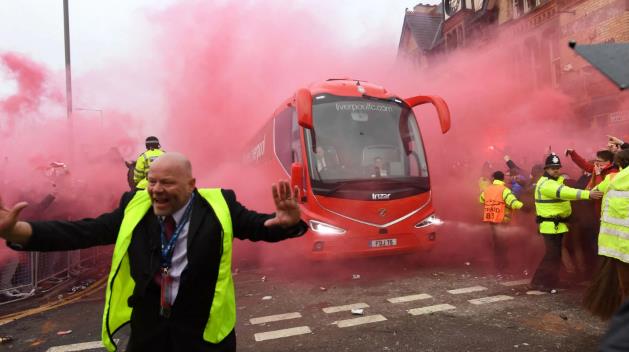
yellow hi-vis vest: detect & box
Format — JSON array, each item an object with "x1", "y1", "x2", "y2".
[
  {"x1": 101, "y1": 189, "x2": 235, "y2": 352},
  {"x1": 134, "y1": 149, "x2": 165, "y2": 189},
  {"x1": 534, "y1": 176, "x2": 590, "y2": 234},
  {"x1": 596, "y1": 167, "x2": 629, "y2": 263}
]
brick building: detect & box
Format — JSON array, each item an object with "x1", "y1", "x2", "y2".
[{"x1": 398, "y1": 0, "x2": 628, "y2": 131}]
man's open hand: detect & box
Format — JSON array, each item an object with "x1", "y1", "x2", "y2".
[
  {"x1": 0, "y1": 196, "x2": 28, "y2": 239},
  {"x1": 264, "y1": 181, "x2": 301, "y2": 228}
]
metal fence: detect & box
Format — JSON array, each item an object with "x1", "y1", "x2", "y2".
[{"x1": 0, "y1": 246, "x2": 113, "y2": 306}]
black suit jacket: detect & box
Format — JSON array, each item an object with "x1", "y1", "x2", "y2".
[{"x1": 20, "y1": 189, "x2": 307, "y2": 352}]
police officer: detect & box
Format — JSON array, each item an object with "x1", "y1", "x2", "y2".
[
  {"x1": 480, "y1": 170, "x2": 524, "y2": 274},
  {"x1": 530, "y1": 153, "x2": 602, "y2": 291},
  {"x1": 134, "y1": 136, "x2": 165, "y2": 190}
]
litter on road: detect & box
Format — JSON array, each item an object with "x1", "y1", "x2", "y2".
[{"x1": 351, "y1": 308, "x2": 364, "y2": 315}]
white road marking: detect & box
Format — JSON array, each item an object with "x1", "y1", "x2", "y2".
[
  {"x1": 322, "y1": 302, "x2": 369, "y2": 314},
  {"x1": 254, "y1": 326, "x2": 312, "y2": 342},
  {"x1": 500, "y1": 279, "x2": 531, "y2": 287},
  {"x1": 334, "y1": 314, "x2": 387, "y2": 328},
  {"x1": 408, "y1": 304, "x2": 456, "y2": 316},
  {"x1": 468, "y1": 295, "x2": 514, "y2": 305},
  {"x1": 46, "y1": 339, "x2": 118, "y2": 352},
  {"x1": 250, "y1": 312, "x2": 302, "y2": 325},
  {"x1": 447, "y1": 286, "x2": 487, "y2": 294},
  {"x1": 387, "y1": 293, "x2": 432, "y2": 303},
  {"x1": 526, "y1": 290, "x2": 548, "y2": 295}
]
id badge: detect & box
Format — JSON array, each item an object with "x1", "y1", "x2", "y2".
[{"x1": 160, "y1": 268, "x2": 173, "y2": 318}]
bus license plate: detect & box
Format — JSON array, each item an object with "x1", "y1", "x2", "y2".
[{"x1": 369, "y1": 238, "x2": 397, "y2": 248}]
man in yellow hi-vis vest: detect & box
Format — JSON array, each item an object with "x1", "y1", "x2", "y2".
[
  {"x1": 134, "y1": 136, "x2": 165, "y2": 190},
  {"x1": 585, "y1": 149, "x2": 629, "y2": 320},
  {"x1": 530, "y1": 153, "x2": 602, "y2": 291},
  {"x1": 0, "y1": 152, "x2": 307, "y2": 352},
  {"x1": 480, "y1": 170, "x2": 524, "y2": 274}
]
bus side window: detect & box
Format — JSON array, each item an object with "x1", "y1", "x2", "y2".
[
  {"x1": 274, "y1": 107, "x2": 296, "y2": 173},
  {"x1": 291, "y1": 110, "x2": 301, "y2": 163}
]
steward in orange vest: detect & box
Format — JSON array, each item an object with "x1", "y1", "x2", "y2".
[
  {"x1": 480, "y1": 172, "x2": 524, "y2": 224},
  {"x1": 479, "y1": 171, "x2": 524, "y2": 274}
]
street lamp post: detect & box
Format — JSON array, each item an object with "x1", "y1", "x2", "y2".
[
  {"x1": 63, "y1": 0, "x2": 75, "y2": 165},
  {"x1": 63, "y1": 0, "x2": 72, "y2": 122}
]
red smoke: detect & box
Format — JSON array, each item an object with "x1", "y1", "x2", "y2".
[
  {"x1": 0, "y1": 53, "x2": 48, "y2": 114},
  {"x1": 1, "y1": 2, "x2": 627, "y2": 276}
]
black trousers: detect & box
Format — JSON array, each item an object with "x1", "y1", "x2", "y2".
[
  {"x1": 126, "y1": 327, "x2": 236, "y2": 352},
  {"x1": 125, "y1": 283, "x2": 237, "y2": 352},
  {"x1": 531, "y1": 234, "x2": 564, "y2": 288},
  {"x1": 490, "y1": 224, "x2": 509, "y2": 272},
  {"x1": 600, "y1": 299, "x2": 629, "y2": 351}
]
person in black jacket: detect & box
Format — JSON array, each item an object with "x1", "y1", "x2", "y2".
[{"x1": 0, "y1": 152, "x2": 307, "y2": 352}]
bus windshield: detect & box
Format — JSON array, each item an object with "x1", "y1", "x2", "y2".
[{"x1": 306, "y1": 94, "x2": 430, "y2": 200}]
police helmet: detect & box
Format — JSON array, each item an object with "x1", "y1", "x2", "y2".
[
  {"x1": 145, "y1": 136, "x2": 160, "y2": 148},
  {"x1": 544, "y1": 153, "x2": 562, "y2": 168}
]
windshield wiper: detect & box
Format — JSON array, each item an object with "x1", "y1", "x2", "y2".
[
  {"x1": 361, "y1": 94, "x2": 399, "y2": 104},
  {"x1": 313, "y1": 180, "x2": 368, "y2": 194}
]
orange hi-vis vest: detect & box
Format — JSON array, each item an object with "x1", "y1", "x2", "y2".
[{"x1": 483, "y1": 184, "x2": 507, "y2": 223}]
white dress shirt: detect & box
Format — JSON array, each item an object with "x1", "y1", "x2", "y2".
[{"x1": 161, "y1": 196, "x2": 192, "y2": 305}]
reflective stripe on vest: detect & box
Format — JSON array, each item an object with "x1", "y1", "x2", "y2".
[
  {"x1": 598, "y1": 172, "x2": 629, "y2": 263},
  {"x1": 601, "y1": 189, "x2": 629, "y2": 227},
  {"x1": 534, "y1": 176, "x2": 571, "y2": 234},
  {"x1": 483, "y1": 184, "x2": 506, "y2": 223},
  {"x1": 135, "y1": 149, "x2": 164, "y2": 189},
  {"x1": 102, "y1": 189, "x2": 235, "y2": 351},
  {"x1": 535, "y1": 178, "x2": 563, "y2": 203}
]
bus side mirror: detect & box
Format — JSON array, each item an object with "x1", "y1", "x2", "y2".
[
  {"x1": 404, "y1": 95, "x2": 451, "y2": 134},
  {"x1": 291, "y1": 162, "x2": 305, "y2": 203},
  {"x1": 295, "y1": 88, "x2": 313, "y2": 130}
]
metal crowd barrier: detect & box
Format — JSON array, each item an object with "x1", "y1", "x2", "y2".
[{"x1": 0, "y1": 246, "x2": 113, "y2": 306}]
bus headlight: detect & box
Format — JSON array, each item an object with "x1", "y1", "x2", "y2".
[
  {"x1": 309, "y1": 220, "x2": 346, "y2": 235},
  {"x1": 414, "y1": 215, "x2": 443, "y2": 228}
]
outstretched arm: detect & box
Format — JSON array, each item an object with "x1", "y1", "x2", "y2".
[
  {"x1": 0, "y1": 197, "x2": 32, "y2": 246},
  {"x1": 1, "y1": 193, "x2": 129, "y2": 251},
  {"x1": 566, "y1": 149, "x2": 594, "y2": 173},
  {"x1": 229, "y1": 181, "x2": 307, "y2": 242},
  {"x1": 503, "y1": 189, "x2": 523, "y2": 210},
  {"x1": 539, "y1": 182, "x2": 602, "y2": 200}
]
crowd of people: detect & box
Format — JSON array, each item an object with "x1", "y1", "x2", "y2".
[{"x1": 479, "y1": 134, "x2": 629, "y2": 324}]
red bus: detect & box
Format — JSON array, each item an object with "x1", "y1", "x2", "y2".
[{"x1": 245, "y1": 78, "x2": 450, "y2": 259}]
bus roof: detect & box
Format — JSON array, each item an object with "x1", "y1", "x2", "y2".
[
  {"x1": 307, "y1": 78, "x2": 395, "y2": 99},
  {"x1": 270, "y1": 78, "x2": 401, "y2": 118}
]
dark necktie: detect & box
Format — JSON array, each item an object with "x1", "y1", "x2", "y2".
[{"x1": 163, "y1": 215, "x2": 176, "y2": 241}]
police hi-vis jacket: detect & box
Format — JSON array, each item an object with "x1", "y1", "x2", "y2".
[
  {"x1": 534, "y1": 175, "x2": 591, "y2": 234},
  {"x1": 133, "y1": 148, "x2": 165, "y2": 189}
]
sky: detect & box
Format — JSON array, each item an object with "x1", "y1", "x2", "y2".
[{"x1": 0, "y1": 0, "x2": 430, "y2": 98}]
